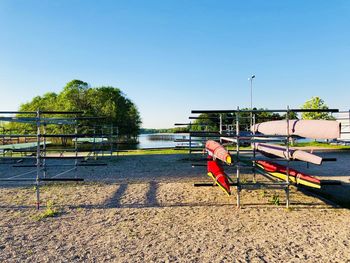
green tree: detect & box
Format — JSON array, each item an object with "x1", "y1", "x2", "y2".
[
  {"x1": 281, "y1": 111, "x2": 298, "y2": 120},
  {"x1": 190, "y1": 109, "x2": 285, "y2": 133},
  {"x1": 9, "y1": 80, "x2": 142, "y2": 139},
  {"x1": 301, "y1": 97, "x2": 335, "y2": 120},
  {"x1": 190, "y1": 113, "x2": 224, "y2": 132},
  {"x1": 57, "y1": 80, "x2": 90, "y2": 112},
  {"x1": 86, "y1": 87, "x2": 141, "y2": 137}
]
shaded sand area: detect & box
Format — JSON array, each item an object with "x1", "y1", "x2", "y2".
[
  {"x1": 281, "y1": 150, "x2": 350, "y2": 207},
  {"x1": 0, "y1": 153, "x2": 350, "y2": 262}
]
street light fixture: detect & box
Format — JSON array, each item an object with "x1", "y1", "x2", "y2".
[
  {"x1": 248, "y1": 75, "x2": 255, "y2": 110},
  {"x1": 248, "y1": 75, "x2": 255, "y2": 128}
]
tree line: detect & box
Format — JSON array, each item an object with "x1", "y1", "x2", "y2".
[
  {"x1": 191, "y1": 97, "x2": 334, "y2": 132},
  {"x1": 7, "y1": 80, "x2": 142, "y2": 139}
]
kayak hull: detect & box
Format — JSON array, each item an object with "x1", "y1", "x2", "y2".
[
  {"x1": 251, "y1": 119, "x2": 340, "y2": 140},
  {"x1": 254, "y1": 143, "x2": 322, "y2": 165},
  {"x1": 256, "y1": 160, "x2": 321, "y2": 189},
  {"x1": 207, "y1": 159, "x2": 231, "y2": 195},
  {"x1": 205, "y1": 140, "x2": 232, "y2": 164}
]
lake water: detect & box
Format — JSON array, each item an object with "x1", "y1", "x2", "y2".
[
  {"x1": 135, "y1": 134, "x2": 314, "y2": 149},
  {"x1": 137, "y1": 133, "x2": 188, "y2": 149}
]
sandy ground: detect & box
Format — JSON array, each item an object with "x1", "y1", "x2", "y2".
[{"x1": 1, "y1": 153, "x2": 350, "y2": 262}]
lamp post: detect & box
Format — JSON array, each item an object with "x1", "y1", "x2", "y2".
[
  {"x1": 248, "y1": 75, "x2": 255, "y2": 110},
  {"x1": 248, "y1": 75, "x2": 255, "y2": 128}
]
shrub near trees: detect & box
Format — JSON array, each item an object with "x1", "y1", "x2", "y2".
[
  {"x1": 10, "y1": 80, "x2": 142, "y2": 139},
  {"x1": 301, "y1": 96, "x2": 334, "y2": 120}
]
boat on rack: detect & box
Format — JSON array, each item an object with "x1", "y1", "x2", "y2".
[
  {"x1": 207, "y1": 158, "x2": 231, "y2": 195},
  {"x1": 205, "y1": 140, "x2": 232, "y2": 164},
  {"x1": 251, "y1": 119, "x2": 340, "y2": 140},
  {"x1": 255, "y1": 160, "x2": 321, "y2": 189},
  {"x1": 253, "y1": 142, "x2": 322, "y2": 165}
]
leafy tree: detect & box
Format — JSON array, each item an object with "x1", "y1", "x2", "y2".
[
  {"x1": 190, "y1": 113, "x2": 223, "y2": 132},
  {"x1": 57, "y1": 80, "x2": 90, "y2": 112},
  {"x1": 9, "y1": 80, "x2": 142, "y2": 139},
  {"x1": 301, "y1": 97, "x2": 335, "y2": 120},
  {"x1": 281, "y1": 111, "x2": 298, "y2": 120},
  {"x1": 190, "y1": 108, "x2": 286, "y2": 133}
]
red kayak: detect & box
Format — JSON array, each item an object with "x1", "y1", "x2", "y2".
[
  {"x1": 205, "y1": 140, "x2": 232, "y2": 164},
  {"x1": 256, "y1": 160, "x2": 321, "y2": 189},
  {"x1": 207, "y1": 158, "x2": 231, "y2": 195}
]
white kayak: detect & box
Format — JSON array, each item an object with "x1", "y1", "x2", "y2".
[
  {"x1": 251, "y1": 119, "x2": 340, "y2": 140},
  {"x1": 254, "y1": 142, "x2": 322, "y2": 165}
]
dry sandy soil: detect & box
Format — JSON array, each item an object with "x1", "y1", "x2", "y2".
[{"x1": 0, "y1": 153, "x2": 350, "y2": 262}]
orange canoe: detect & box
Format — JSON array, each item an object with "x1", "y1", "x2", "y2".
[{"x1": 205, "y1": 140, "x2": 232, "y2": 164}]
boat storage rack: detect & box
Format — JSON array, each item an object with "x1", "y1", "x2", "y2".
[
  {"x1": 176, "y1": 107, "x2": 339, "y2": 208},
  {"x1": 0, "y1": 110, "x2": 117, "y2": 209}
]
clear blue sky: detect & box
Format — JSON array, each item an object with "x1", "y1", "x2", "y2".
[{"x1": 0, "y1": 0, "x2": 349, "y2": 128}]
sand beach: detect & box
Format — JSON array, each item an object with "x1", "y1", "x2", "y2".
[{"x1": 1, "y1": 153, "x2": 350, "y2": 262}]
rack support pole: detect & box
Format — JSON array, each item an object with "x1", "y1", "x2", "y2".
[
  {"x1": 74, "y1": 120, "x2": 78, "y2": 177},
  {"x1": 189, "y1": 122, "x2": 192, "y2": 158},
  {"x1": 236, "y1": 107, "x2": 241, "y2": 208},
  {"x1": 252, "y1": 113, "x2": 256, "y2": 183},
  {"x1": 285, "y1": 106, "x2": 290, "y2": 208},
  {"x1": 35, "y1": 109, "x2": 41, "y2": 210},
  {"x1": 110, "y1": 124, "x2": 113, "y2": 158}
]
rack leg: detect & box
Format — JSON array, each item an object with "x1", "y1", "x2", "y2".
[
  {"x1": 236, "y1": 187, "x2": 240, "y2": 208},
  {"x1": 236, "y1": 165, "x2": 241, "y2": 208},
  {"x1": 285, "y1": 186, "x2": 290, "y2": 208},
  {"x1": 36, "y1": 182, "x2": 40, "y2": 210}
]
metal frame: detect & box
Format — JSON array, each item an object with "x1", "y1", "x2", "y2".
[
  {"x1": 333, "y1": 110, "x2": 350, "y2": 143},
  {"x1": 188, "y1": 107, "x2": 339, "y2": 208},
  {"x1": 0, "y1": 110, "x2": 114, "y2": 209},
  {"x1": 174, "y1": 122, "x2": 206, "y2": 158}
]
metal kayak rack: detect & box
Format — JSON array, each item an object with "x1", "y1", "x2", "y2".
[
  {"x1": 0, "y1": 110, "x2": 117, "y2": 209},
  {"x1": 177, "y1": 107, "x2": 339, "y2": 208}
]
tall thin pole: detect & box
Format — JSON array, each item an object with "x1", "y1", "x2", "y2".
[
  {"x1": 249, "y1": 75, "x2": 255, "y2": 128},
  {"x1": 250, "y1": 79, "x2": 253, "y2": 110},
  {"x1": 43, "y1": 124, "x2": 47, "y2": 178},
  {"x1": 189, "y1": 121, "x2": 192, "y2": 157},
  {"x1": 74, "y1": 120, "x2": 78, "y2": 177},
  {"x1": 116, "y1": 126, "x2": 119, "y2": 156},
  {"x1": 249, "y1": 75, "x2": 255, "y2": 110},
  {"x1": 252, "y1": 113, "x2": 256, "y2": 182},
  {"x1": 236, "y1": 107, "x2": 240, "y2": 208},
  {"x1": 35, "y1": 109, "x2": 41, "y2": 210},
  {"x1": 286, "y1": 106, "x2": 290, "y2": 208},
  {"x1": 219, "y1": 114, "x2": 222, "y2": 143},
  {"x1": 93, "y1": 125, "x2": 97, "y2": 160},
  {"x1": 110, "y1": 124, "x2": 113, "y2": 158}
]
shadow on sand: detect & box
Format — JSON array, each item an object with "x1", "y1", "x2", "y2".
[
  {"x1": 75, "y1": 181, "x2": 338, "y2": 210},
  {"x1": 0, "y1": 181, "x2": 346, "y2": 211}
]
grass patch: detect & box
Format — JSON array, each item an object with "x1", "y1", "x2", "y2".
[
  {"x1": 115, "y1": 148, "x2": 190, "y2": 155},
  {"x1": 114, "y1": 146, "x2": 252, "y2": 156},
  {"x1": 269, "y1": 193, "x2": 280, "y2": 206},
  {"x1": 292, "y1": 141, "x2": 350, "y2": 150},
  {"x1": 33, "y1": 200, "x2": 59, "y2": 221}
]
